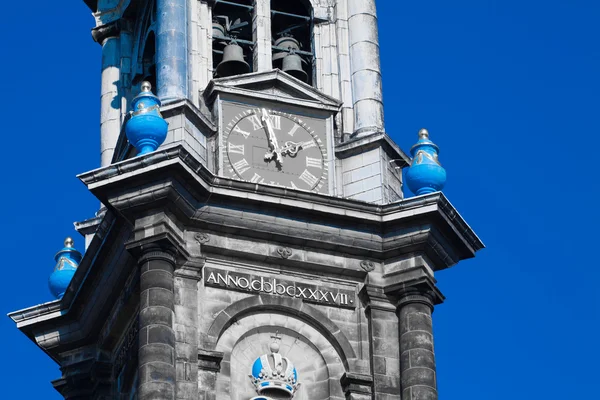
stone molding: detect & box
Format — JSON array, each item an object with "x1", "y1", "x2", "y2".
[
  {"x1": 138, "y1": 248, "x2": 176, "y2": 265},
  {"x1": 358, "y1": 285, "x2": 396, "y2": 313},
  {"x1": 91, "y1": 20, "x2": 121, "y2": 44},
  {"x1": 206, "y1": 294, "x2": 357, "y2": 370},
  {"x1": 203, "y1": 69, "x2": 343, "y2": 111},
  {"x1": 78, "y1": 144, "x2": 483, "y2": 271},
  {"x1": 340, "y1": 372, "x2": 373, "y2": 396},
  {"x1": 198, "y1": 349, "x2": 224, "y2": 372}
]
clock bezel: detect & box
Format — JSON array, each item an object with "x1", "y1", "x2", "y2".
[{"x1": 217, "y1": 96, "x2": 336, "y2": 195}]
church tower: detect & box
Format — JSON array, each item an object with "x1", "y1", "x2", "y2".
[{"x1": 9, "y1": 1, "x2": 483, "y2": 400}]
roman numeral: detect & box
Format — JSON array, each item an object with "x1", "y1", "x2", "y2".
[
  {"x1": 302, "y1": 140, "x2": 317, "y2": 149},
  {"x1": 269, "y1": 115, "x2": 281, "y2": 130},
  {"x1": 233, "y1": 125, "x2": 250, "y2": 138},
  {"x1": 306, "y1": 157, "x2": 322, "y2": 169},
  {"x1": 228, "y1": 143, "x2": 245, "y2": 155},
  {"x1": 299, "y1": 169, "x2": 319, "y2": 188},
  {"x1": 287, "y1": 124, "x2": 301, "y2": 137},
  {"x1": 232, "y1": 159, "x2": 250, "y2": 175},
  {"x1": 250, "y1": 173, "x2": 264, "y2": 183},
  {"x1": 249, "y1": 115, "x2": 263, "y2": 131}
]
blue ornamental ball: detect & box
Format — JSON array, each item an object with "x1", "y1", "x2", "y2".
[
  {"x1": 48, "y1": 237, "x2": 82, "y2": 300},
  {"x1": 405, "y1": 128, "x2": 447, "y2": 196},
  {"x1": 125, "y1": 81, "x2": 169, "y2": 155}
]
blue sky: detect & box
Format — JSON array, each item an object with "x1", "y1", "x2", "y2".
[{"x1": 0, "y1": 0, "x2": 598, "y2": 398}]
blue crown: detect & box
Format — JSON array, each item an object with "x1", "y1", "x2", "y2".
[{"x1": 249, "y1": 342, "x2": 299, "y2": 398}]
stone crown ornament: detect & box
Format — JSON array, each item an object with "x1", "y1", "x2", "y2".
[
  {"x1": 48, "y1": 237, "x2": 82, "y2": 299},
  {"x1": 249, "y1": 341, "x2": 299, "y2": 399}
]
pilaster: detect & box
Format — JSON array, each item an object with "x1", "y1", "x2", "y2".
[
  {"x1": 253, "y1": 0, "x2": 272, "y2": 72},
  {"x1": 197, "y1": 349, "x2": 224, "y2": 400},
  {"x1": 359, "y1": 285, "x2": 400, "y2": 400},
  {"x1": 174, "y1": 260, "x2": 204, "y2": 399}
]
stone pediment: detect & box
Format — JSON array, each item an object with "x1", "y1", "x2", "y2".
[{"x1": 204, "y1": 69, "x2": 343, "y2": 112}]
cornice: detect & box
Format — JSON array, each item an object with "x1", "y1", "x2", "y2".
[
  {"x1": 335, "y1": 131, "x2": 411, "y2": 167},
  {"x1": 203, "y1": 69, "x2": 343, "y2": 112},
  {"x1": 78, "y1": 144, "x2": 483, "y2": 269}
]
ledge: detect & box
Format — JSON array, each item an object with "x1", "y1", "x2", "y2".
[
  {"x1": 78, "y1": 144, "x2": 484, "y2": 263},
  {"x1": 335, "y1": 131, "x2": 411, "y2": 167}
]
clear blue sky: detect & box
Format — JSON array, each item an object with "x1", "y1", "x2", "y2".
[{"x1": 1, "y1": 1, "x2": 598, "y2": 398}]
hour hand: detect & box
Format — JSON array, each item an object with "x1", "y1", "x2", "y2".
[{"x1": 280, "y1": 141, "x2": 303, "y2": 157}]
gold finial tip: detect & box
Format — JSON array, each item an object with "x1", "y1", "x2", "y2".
[
  {"x1": 141, "y1": 81, "x2": 152, "y2": 92},
  {"x1": 64, "y1": 237, "x2": 74, "y2": 248},
  {"x1": 418, "y1": 128, "x2": 429, "y2": 139}
]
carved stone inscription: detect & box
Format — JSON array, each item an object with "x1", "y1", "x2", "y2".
[{"x1": 204, "y1": 267, "x2": 355, "y2": 309}]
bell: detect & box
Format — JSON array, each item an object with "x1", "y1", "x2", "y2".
[
  {"x1": 282, "y1": 53, "x2": 308, "y2": 82},
  {"x1": 274, "y1": 36, "x2": 300, "y2": 52},
  {"x1": 216, "y1": 43, "x2": 250, "y2": 77},
  {"x1": 273, "y1": 36, "x2": 301, "y2": 63},
  {"x1": 212, "y1": 21, "x2": 225, "y2": 39}
]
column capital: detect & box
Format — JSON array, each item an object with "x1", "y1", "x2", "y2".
[
  {"x1": 127, "y1": 231, "x2": 188, "y2": 265},
  {"x1": 198, "y1": 349, "x2": 224, "y2": 372},
  {"x1": 385, "y1": 277, "x2": 445, "y2": 310},
  {"x1": 137, "y1": 244, "x2": 177, "y2": 265},
  {"x1": 91, "y1": 20, "x2": 121, "y2": 44}
]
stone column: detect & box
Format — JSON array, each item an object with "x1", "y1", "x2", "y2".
[
  {"x1": 253, "y1": 0, "x2": 272, "y2": 72},
  {"x1": 397, "y1": 289, "x2": 438, "y2": 400},
  {"x1": 92, "y1": 21, "x2": 122, "y2": 167},
  {"x1": 347, "y1": 0, "x2": 384, "y2": 138},
  {"x1": 138, "y1": 248, "x2": 177, "y2": 400},
  {"x1": 156, "y1": 0, "x2": 188, "y2": 102}
]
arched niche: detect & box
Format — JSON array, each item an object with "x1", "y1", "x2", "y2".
[
  {"x1": 206, "y1": 294, "x2": 356, "y2": 370},
  {"x1": 215, "y1": 314, "x2": 346, "y2": 400}
]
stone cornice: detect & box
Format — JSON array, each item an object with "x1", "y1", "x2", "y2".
[
  {"x1": 335, "y1": 131, "x2": 411, "y2": 168},
  {"x1": 77, "y1": 144, "x2": 483, "y2": 270},
  {"x1": 204, "y1": 69, "x2": 343, "y2": 112}
]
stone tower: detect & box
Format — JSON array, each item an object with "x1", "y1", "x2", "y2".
[{"x1": 9, "y1": 1, "x2": 483, "y2": 400}]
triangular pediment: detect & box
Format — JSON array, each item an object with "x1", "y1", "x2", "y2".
[{"x1": 204, "y1": 69, "x2": 343, "y2": 112}]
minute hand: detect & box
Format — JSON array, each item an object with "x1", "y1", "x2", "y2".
[{"x1": 261, "y1": 109, "x2": 282, "y2": 163}]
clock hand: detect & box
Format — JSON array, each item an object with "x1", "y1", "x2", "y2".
[
  {"x1": 280, "y1": 141, "x2": 303, "y2": 157},
  {"x1": 261, "y1": 109, "x2": 283, "y2": 164}
]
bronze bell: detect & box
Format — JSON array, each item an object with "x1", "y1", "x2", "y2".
[
  {"x1": 212, "y1": 21, "x2": 225, "y2": 39},
  {"x1": 216, "y1": 43, "x2": 250, "y2": 78},
  {"x1": 282, "y1": 52, "x2": 308, "y2": 82}
]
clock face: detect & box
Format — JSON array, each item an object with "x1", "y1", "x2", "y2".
[{"x1": 222, "y1": 108, "x2": 328, "y2": 193}]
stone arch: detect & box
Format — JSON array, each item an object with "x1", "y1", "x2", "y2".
[
  {"x1": 207, "y1": 294, "x2": 356, "y2": 369},
  {"x1": 214, "y1": 315, "x2": 346, "y2": 400}
]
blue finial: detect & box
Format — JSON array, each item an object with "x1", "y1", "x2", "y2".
[
  {"x1": 405, "y1": 128, "x2": 447, "y2": 195},
  {"x1": 125, "y1": 82, "x2": 169, "y2": 155},
  {"x1": 48, "y1": 237, "x2": 82, "y2": 300}
]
